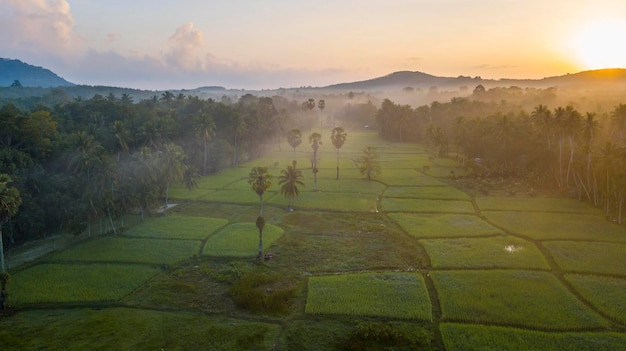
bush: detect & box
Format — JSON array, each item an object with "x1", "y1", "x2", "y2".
[
  {"x1": 229, "y1": 271, "x2": 297, "y2": 314},
  {"x1": 341, "y1": 322, "x2": 434, "y2": 351}
]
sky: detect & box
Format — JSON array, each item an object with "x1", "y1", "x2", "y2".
[{"x1": 1, "y1": 0, "x2": 626, "y2": 90}]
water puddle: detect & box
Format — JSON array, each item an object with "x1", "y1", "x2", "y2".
[{"x1": 504, "y1": 244, "x2": 523, "y2": 253}]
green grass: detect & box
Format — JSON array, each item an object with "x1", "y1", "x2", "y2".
[
  {"x1": 543, "y1": 241, "x2": 626, "y2": 275},
  {"x1": 565, "y1": 274, "x2": 626, "y2": 325},
  {"x1": 475, "y1": 196, "x2": 602, "y2": 214},
  {"x1": 384, "y1": 186, "x2": 470, "y2": 200},
  {"x1": 0, "y1": 308, "x2": 280, "y2": 350},
  {"x1": 382, "y1": 198, "x2": 475, "y2": 213},
  {"x1": 431, "y1": 270, "x2": 610, "y2": 329},
  {"x1": 388, "y1": 213, "x2": 504, "y2": 238},
  {"x1": 8, "y1": 264, "x2": 159, "y2": 304},
  {"x1": 310, "y1": 178, "x2": 386, "y2": 194},
  {"x1": 441, "y1": 323, "x2": 626, "y2": 351},
  {"x1": 305, "y1": 272, "x2": 432, "y2": 320},
  {"x1": 378, "y1": 172, "x2": 449, "y2": 186},
  {"x1": 49, "y1": 237, "x2": 200, "y2": 265},
  {"x1": 421, "y1": 236, "x2": 551, "y2": 269},
  {"x1": 483, "y1": 211, "x2": 626, "y2": 242},
  {"x1": 203, "y1": 222, "x2": 285, "y2": 257},
  {"x1": 198, "y1": 189, "x2": 278, "y2": 205},
  {"x1": 124, "y1": 215, "x2": 228, "y2": 240}
]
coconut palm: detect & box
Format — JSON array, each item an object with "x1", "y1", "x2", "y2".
[
  {"x1": 330, "y1": 127, "x2": 347, "y2": 179},
  {"x1": 287, "y1": 129, "x2": 302, "y2": 157},
  {"x1": 278, "y1": 161, "x2": 305, "y2": 210},
  {"x1": 318, "y1": 99, "x2": 326, "y2": 133},
  {"x1": 0, "y1": 174, "x2": 21, "y2": 274},
  {"x1": 194, "y1": 109, "x2": 216, "y2": 175},
  {"x1": 248, "y1": 167, "x2": 272, "y2": 260},
  {"x1": 157, "y1": 143, "x2": 188, "y2": 215},
  {"x1": 309, "y1": 132, "x2": 322, "y2": 191}
]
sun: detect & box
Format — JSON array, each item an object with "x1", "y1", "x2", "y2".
[{"x1": 572, "y1": 20, "x2": 626, "y2": 70}]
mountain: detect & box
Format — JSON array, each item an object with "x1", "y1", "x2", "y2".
[
  {"x1": 323, "y1": 68, "x2": 626, "y2": 92},
  {"x1": 0, "y1": 58, "x2": 74, "y2": 88}
]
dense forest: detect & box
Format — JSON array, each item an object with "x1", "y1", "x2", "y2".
[{"x1": 1, "y1": 84, "x2": 625, "y2": 255}]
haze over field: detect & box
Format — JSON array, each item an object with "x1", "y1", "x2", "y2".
[{"x1": 1, "y1": 0, "x2": 625, "y2": 90}]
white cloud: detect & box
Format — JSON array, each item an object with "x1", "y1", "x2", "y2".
[
  {"x1": 165, "y1": 22, "x2": 205, "y2": 71},
  {"x1": 104, "y1": 32, "x2": 122, "y2": 44},
  {"x1": 0, "y1": 0, "x2": 82, "y2": 56}
]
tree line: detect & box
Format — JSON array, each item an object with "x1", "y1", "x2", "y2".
[{"x1": 376, "y1": 89, "x2": 626, "y2": 223}]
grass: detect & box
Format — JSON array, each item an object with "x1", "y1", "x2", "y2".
[
  {"x1": 384, "y1": 186, "x2": 470, "y2": 200},
  {"x1": 565, "y1": 274, "x2": 626, "y2": 325},
  {"x1": 268, "y1": 190, "x2": 378, "y2": 212},
  {"x1": 124, "y1": 214, "x2": 228, "y2": 240},
  {"x1": 543, "y1": 241, "x2": 626, "y2": 275},
  {"x1": 198, "y1": 189, "x2": 278, "y2": 205},
  {"x1": 49, "y1": 237, "x2": 200, "y2": 265},
  {"x1": 203, "y1": 222, "x2": 285, "y2": 257},
  {"x1": 8, "y1": 264, "x2": 159, "y2": 304},
  {"x1": 482, "y1": 211, "x2": 626, "y2": 242},
  {"x1": 0, "y1": 307, "x2": 280, "y2": 351},
  {"x1": 421, "y1": 235, "x2": 551, "y2": 269},
  {"x1": 382, "y1": 198, "x2": 475, "y2": 213},
  {"x1": 440, "y1": 323, "x2": 626, "y2": 351},
  {"x1": 305, "y1": 272, "x2": 432, "y2": 320},
  {"x1": 475, "y1": 196, "x2": 603, "y2": 214},
  {"x1": 431, "y1": 270, "x2": 610, "y2": 329},
  {"x1": 388, "y1": 213, "x2": 503, "y2": 238}
]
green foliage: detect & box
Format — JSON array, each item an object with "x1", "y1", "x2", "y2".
[
  {"x1": 421, "y1": 236, "x2": 551, "y2": 269},
  {"x1": 203, "y1": 222, "x2": 284, "y2": 257},
  {"x1": 441, "y1": 323, "x2": 626, "y2": 351},
  {"x1": 432, "y1": 270, "x2": 610, "y2": 329},
  {"x1": 356, "y1": 145, "x2": 381, "y2": 180},
  {"x1": 9, "y1": 264, "x2": 159, "y2": 304},
  {"x1": 306, "y1": 273, "x2": 432, "y2": 320},
  {"x1": 229, "y1": 270, "x2": 297, "y2": 314}
]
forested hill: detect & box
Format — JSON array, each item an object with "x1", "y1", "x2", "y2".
[{"x1": 0, "y1": 58, "x2": 75, "y2": 88}]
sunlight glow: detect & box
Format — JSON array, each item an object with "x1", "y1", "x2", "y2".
[{"x1": 573, "y1": 20, "x2": 626, "y2": 69}]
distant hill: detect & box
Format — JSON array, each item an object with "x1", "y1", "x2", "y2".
[
  {"x1": 323, "y1": 68, "x2": 626, "y2": 92},
  {"x1": 0, "y1": 58, "x2": 74, "y2": 88}
]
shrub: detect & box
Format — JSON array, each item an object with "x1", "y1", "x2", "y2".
[
  {"x1": 229, "y1": 271, "x2": 297, "y2": 315},
  {"x1": 341, "y1": 322, "x2": 434, "y2": 351}
]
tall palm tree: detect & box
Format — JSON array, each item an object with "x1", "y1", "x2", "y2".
[
  {"x1": 113, "y1": 121, "x2": 129, "y2": 161},
  {"x1": 318, "y1": 99, "x2": 326, "y2": 134},
  {"x1": 287, "y1": 129, "x2": 302, "y2": 157},
  {"x1": 157, "y1": 143, "x2": 188, "y2": 215},
  {"x1": 278, "y1": 161, "x2": 305, "y2": 210},
  {"x1": 330, "y1": 127, "x2": 347, "y2": 179},
  {"x1": 309, "y1": 132, "x2": 322, "y2": 191},
  {"x1": 611, "y1": 103, "x2": 626, "y2": 141},
  {"x1": 248, "y1": 167, "x2": 272, "y2": 261},
  {"x1": 581, "y1": 112, "x2": 600, "y2": 197},
  {"x1": 531, "y1": 104, "x2": 553, "y2": 149},
  {"x1": 194, "y1": 110, "x2": 216, "y2": 175},
  {"x1": 0, "y1": 174, "x2": 21, "y2": 274}
]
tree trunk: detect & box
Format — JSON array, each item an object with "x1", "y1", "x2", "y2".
[
  {"x1": 203, "y1": 140, "x2": 208, "y2": 176},
  {"x1": 336, "y1": 149, "x2": 340, "y2": 180},
  {"x1": 566, "y1": 136, "x2": 574, "y2": 187},
  {"x1": 0, "y1": 227, "x2": 5, "y2": 273},
  {"x1": 257, "y1": 228, "x2": 263, "y2": 261}
]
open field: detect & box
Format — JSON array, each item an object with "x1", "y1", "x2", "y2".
[{"x1": 2, "y1": 131, "x2": 625, "y2": 350}]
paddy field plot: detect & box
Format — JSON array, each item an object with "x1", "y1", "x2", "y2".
[
  {"x1": 49, "y1": 237, "x2": 200, "y2": 265},
  {"x1": 440, "y1": 323, "x2": 626, "y2": 351},
  {"x1": 8, "y1": 264, "x2": 159, "y2": 304},
  {"x1": 475, "y1": 196, "x2": 602, "y2": 214},
  {"x1": 388, "y1": 213, "x2": 504, "y2": 238},
  {"x1": 0, "y1": 308, "x2": 280, "y2": 351},
  {"x1": 482, "y1": 211, "x2": 626, "y2": 242},
  {"x1": 268, "y1": 190, "x2": 377, "y2": 212},
  {"x1": 305, "y1": 272, "x2": 431, "y2": 320},
  {"x1": 203, "y1": 222, "x2": 284, "y2": 257},
  {"x1": 421, "y1": 235, "x2": 550, "y2": 269},
  {"x1": 198, "y1": 189, "x2": 278, "y2": 205},
  {"x1": 124, "y1": 214, "x2": 227, "y2": 240},
  {"x1": 543, "y1": 241, "x2": 626, "y2": 276},
  {"x1": 381, "y1": 198, "x2": 475, "y2": 213},
  {"x1": 565, "y1": 274, "x2": 626, "y2": 325},
  {"x1": 384, "y1": 186, "x2": 470, "y2": 200},
  {"x1": 431, "y1": 270, "x2": 610, "y2": 329}
]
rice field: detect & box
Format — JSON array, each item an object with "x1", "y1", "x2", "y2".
[
  {"x1": 305, "y1": 272, "x2": 432, "y2": 320},
  {"x1": 384, "y1": 186, "x2": 471, "y2": 200},
  {"x1": 475, "y1": 196, "x2": 603, "y2": 214},
  {"x1": 203, "y1": 222, "x2": 285, "y2": 257},
  {"x1": 381, "y1": 198, "x2": 475, "y2": 213},
  {"x1": 565, "y1": 274, "x2": 626, "y2": 325},
  {"x1": 543, "y1": 241, "x2": 626, "y2": 275},
  {"x1": 124, "y1": 214, "x2": 228, "y2": 240},
  {"x1": 388, "y1": 213, "x2": 504, "y2": 238}
]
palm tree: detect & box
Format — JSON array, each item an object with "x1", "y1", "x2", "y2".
[
  {"x1": 287, "y1": 129, "x2": 302, "y2": 157},
  {"x1": 194, "y1": 109, "x2": 216, "y2": 175},
  {"x1": 331, "y1": 127, "x2": 347, "y2": 179},
  {"x1": 157, "y1": 143, "x2": 188, "y2": 215},
  {"x1": 318, "y1": 99, "x2": 326, "y2": 134},
  {"x1": 531, "y1": 104, "x2": 553, "y2": 149},
  {"x1": 0, "y1": 174, "x2": 21, "y2": 274},
  {"x1": 309, "y1": 132, "x2": 322, "y2": 191},
  {"x1": 611, "y1": 103, "x2": 626, "y2": 141},
  {"x1": 278, "y1": 161, "x2": 305, "y2": 210},
  {"x1": 113, "y1": 121, "x2": 129, "y2": 161},
  {"x1": 248, "y1": 167, "x2": 272, "y2": 260},
  {"x1": 581, "y1": 112, "x2": 600, "y2": 199}
]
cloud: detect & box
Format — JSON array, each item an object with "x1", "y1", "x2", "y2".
[
  {"x1": 165, "y1": 22, "x2": 205, "y2": 71},
  {"x1": 0, "y1": 0, "x2": 82, "y2": 56},
  {"x1": 104, "y1": 32, "x2": 122, "y2": 44}
]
